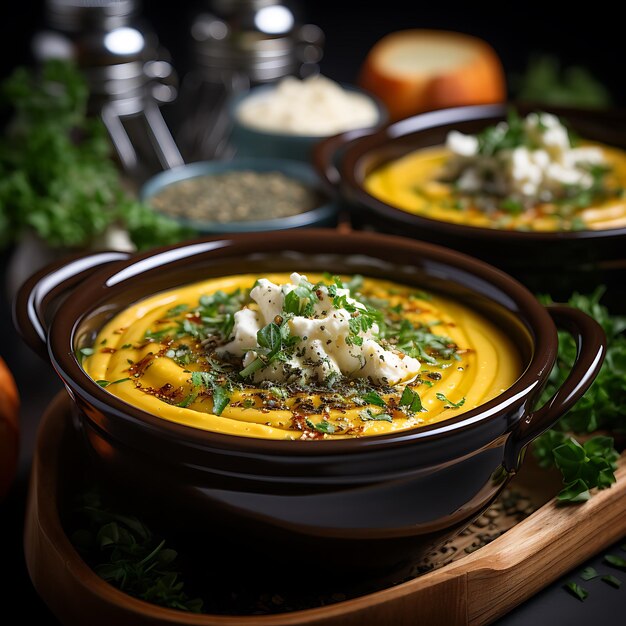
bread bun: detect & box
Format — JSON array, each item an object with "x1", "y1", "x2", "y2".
[
  {"x1": 0, "y1": 357, "x2": 19, "y2": 500},
  {"x1": 359, "y1": 30, "x2": 506, "y2": 121}
]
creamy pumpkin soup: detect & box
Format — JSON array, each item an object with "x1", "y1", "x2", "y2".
[
  {"x1": 82, "y1": 273, "x2": 520, "y2": 440},
  {"x1": 365, "y1": 111, "x2": 626, "y2": 232}
]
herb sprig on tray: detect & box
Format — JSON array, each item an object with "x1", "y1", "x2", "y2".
[
  {"x1": 71, "y1": 488, "x2": 202, "y2": 612},
  {"x1": 533, "y1": 288, "x2": 625, "y2": 503}
]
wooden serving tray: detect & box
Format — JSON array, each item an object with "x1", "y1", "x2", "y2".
[{"x1": 25, "y1": 393, "x2": 626, "y2": 626}]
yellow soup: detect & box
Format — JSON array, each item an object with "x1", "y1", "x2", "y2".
[
  {"x1": 83, "y1": 273, "x2": 521, "y2": 440},
  {"x1": 365, "y1": 144, "x2": 626, "y2": 232}
]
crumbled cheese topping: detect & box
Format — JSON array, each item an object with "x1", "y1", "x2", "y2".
[
  {"x1": 217, "y1": 273, "x2": 420, "y2": 385},
  {"x1": 236, "y1": 75, "x2": 380, "y2": 136},
  {"x1": 445, "y1": 112, "x2": 606, "y2": 201}
]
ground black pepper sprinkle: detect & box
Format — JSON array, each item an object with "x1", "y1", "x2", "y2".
[{"x1": 149, "y1": 170, "x2": 322, "y2": 223}]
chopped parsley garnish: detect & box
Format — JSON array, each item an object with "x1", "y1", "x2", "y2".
[
  {"x1": 240, "y1": 319, "x2": 299, "y2": 379},
  {"x1": 435, "y1": 392, "x2": 466, "y2": 408},
  {"x1": 177, "y1": 393, "x2": 197, "y2": 408},
  {"x1": 359, "y1": 409, "x2": 393, "y2": 423},
  {"x1": 580, "y1": 567, "x2": 598, "y2": 581},
  {"x1": 563, "y1": 581, "x2": 588, "y2": 601},
  {"x1": 604, "y1": 554, "x2": 626, "y2": 570},
  {"x1": 399, "y1": 386, "x2": 423, "y2": 413},
  {"x1": 165, "y1": 304, "x2": 189, "y2": 317},
  {"x1": 305, "y1": 418, "x2": 336, "y2": 434},
  {"x1": 144, "y1": 327, "x2": 176, "y2": 342},
  {"x1": 190, "y1": 370, "x2": 231, "y2": 415},
  {"x1": 602, "y1": 575, "x2": 622, "y2": 589},
  {"x1": 283, "y1": 282, "x2": 317, "y2": 316},
  {"x1": 165, "y1": 345, "x2": 195, "y2": 366},
  {"x1": 95, "y1": 378, "x2": 130, "y2": 388},
  {"x1": 362, "y1": 391, "x2": 386, "y2": 407},
  {"x1": 381, "y1": 318, "x2": 459, "y2": 365}
]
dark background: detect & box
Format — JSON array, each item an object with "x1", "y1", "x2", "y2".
[
  {"x1": 1, "y1": 1, "x2": 625, "y2": 624},
  {"x1": 1, "y1": 0, "x2": 625, "y2": 104}
]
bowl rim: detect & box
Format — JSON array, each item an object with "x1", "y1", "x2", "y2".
[
  {"x1": 47, "y1": 230, "x2": 558, "y2": 455},
  {"x1": 140, "y1": 157, "x2": 338, "y2": 232},
  {"x1": 339, "y1": 103, "x2": 626, "y2": 241},
  {"x1": 228, "y1": 81, "x2": 389, "y2": 140}
]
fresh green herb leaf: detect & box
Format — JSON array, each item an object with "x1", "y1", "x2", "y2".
[
  {"x1": 563, "y1": 581, "x2": 589, "y2": 601},
  {"x1": 165, "y1": 304, "x2": 189, "y2": 317},
  {"x1": 580, "y1": 567, "x2": 598, "y2": 581},
  {"x1": 556, "y1": 478, "x2": 591, "y2": 503},
  {"x1": 257, "y1": 322, "x2": 282, "y2": 354},
  {"x1": 212, "y1": 385, "x2": 230, "y2": 416},
  {"x1": 400, "y1": 386, "x2": 423, "y2": 413},
  {"x1": 305, "y1": 418, "x2": 336, "y2": 434},
  {"x1": 144, "y1": 327, "x2": 176, "y2": 342},
  {"x1": 359, "y1": 409, "x2": 393, "y2": 423},
  {"x1": 190, "y1": 371, "x2": 230, "y2": 415},
  {"x1": 363, "y1": 391, "x2": 386, "y2": 407},
  {"x1": 121, "y1": 344, "x2": 132, "y2": 349},
  {"x1": 0, "y1": 60, "x2": 193, "y2": 251},
  {"x1": 500, "y1": 197, "x2": 524, "y2": 215},
  {"x1": 409, "y1": 291, "x2": 432, "y2": 302},
  {"x1": 270, "y1": 387, "x2": 288, "y2": 400},
  {"x1": 602, "y1": 575, "x2": 622, "y2": 589},
  {"x1": 239, "y1": 358, "x2": 265, "y2": 378},
  {"x1": 515, "y1": 55, "x2": 612, "y2": 108},
  {"x1": 72, "y1": 487, "x2": 202, "y2": 612},
  {"x1": 604, "y1": 554, "x2": 626, "y2": 570},
  {"x1": 96, "y1": 380, "x2": 110, "y2": 387},
  {"x1": 177, "y1": 393, "x2": 197, "y2": 408},
  {"x1": 435, "y1": 392, "x2": 466, "y2": 408}
]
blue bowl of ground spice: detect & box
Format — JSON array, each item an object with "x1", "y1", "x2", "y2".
[{"x1": 141, "y1": 158, "x2": 339, "y2": 234}]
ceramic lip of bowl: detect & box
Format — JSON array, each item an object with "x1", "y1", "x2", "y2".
[
  {"x1": 228, "y1": 81, "x2": 389, "y2": 142},
  {"x1": 43, "y1": 229, "x2": 558, "y2": 456},
  {"x1": 140, "y1": 158, "x2": 338, "y2": 233},
  {"x1": 325, "y1": 103, "x2": 626, "y2": 242}
]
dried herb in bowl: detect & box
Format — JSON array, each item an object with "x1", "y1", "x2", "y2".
[{"x1": 148, "y1": 170, "x2": 323, "y2": 224}]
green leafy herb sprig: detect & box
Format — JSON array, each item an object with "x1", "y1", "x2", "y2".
[
  {"x1": 0, "y1": 60, "x2": 192, "y2": 250},
  {"x1": 71, "y1": 489, "x2": 202, "y2": 612},
  {"x1": 515, "y1": 55, "x2": 612, "y2": 108},
  {"x1": 533, "y1": 288, "x2": 625, "y2": 502}
]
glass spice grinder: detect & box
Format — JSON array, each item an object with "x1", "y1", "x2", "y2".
[
  {"x1": 177, "y1": 0, "x2": 324, "y2": 160},
  {"x1": 32, "y1": 0, "x2": 184, "y2": 179}
]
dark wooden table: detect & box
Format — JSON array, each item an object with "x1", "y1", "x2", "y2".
[{"x1": 1, "y1": 256, "x2": 624, "y2": 625}]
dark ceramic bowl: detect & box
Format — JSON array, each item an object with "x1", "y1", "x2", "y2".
[
  {"x1": 14, "y1": 231, "x2": 605, "y2": 585},
  {"x1": 314, "y1": 104, "x2": 626, "y2": 301},
  {"x1": 141, "y1": 157, "x2": 338, "y2": 233}
]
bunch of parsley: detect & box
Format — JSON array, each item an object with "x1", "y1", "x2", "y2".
[
  {"x1": 0, "y1": 60, "x2": 191, "y2": 250},
  {"x1": 533, "y1": 288, "x2": 626, "y2": 502}
]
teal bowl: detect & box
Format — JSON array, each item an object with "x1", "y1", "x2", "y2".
[
  {"x1": 228, "y1": 84, "x2": 388, "y2": 162},
  {"x1": 140, "y1": 158, "x2": 339, "y2": 233}
]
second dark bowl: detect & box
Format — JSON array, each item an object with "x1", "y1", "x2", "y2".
[
  {"x1": 314, "y1": 104, "x2": 626, "y2": 301},
  {"x1": 14, "y1": 231, "x2": 605, "y2": 585}
]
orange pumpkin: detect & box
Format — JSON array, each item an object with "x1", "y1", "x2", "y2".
[{"x1": 0, "y1": 357, "x2": 19, "y2": 500}]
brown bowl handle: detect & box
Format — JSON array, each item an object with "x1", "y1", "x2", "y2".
[
  {"x1": 13, "y1": 251, "x2": 131, "y2": 359},
  {"x1": 312, "y1": 127, "x2": 379, "y2": 192},
  {"x1": 506, "y1": 304, "x2": 607, "y2": 470}
]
